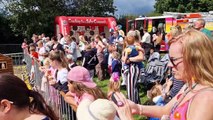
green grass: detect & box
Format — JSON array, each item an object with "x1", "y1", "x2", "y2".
[{"x1": 95, "y1": 77, "x2": 149, "y2": 120}]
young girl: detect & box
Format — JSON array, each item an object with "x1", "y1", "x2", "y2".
[
  {"x1": 29, "y1": 43, "x2": 39, "y2": 87},
  {"x1": 107, "y1": 73, "x2": 121, "y2": 99},
  {"x1": 108, "y1": 51, "x2": 121, "y2": 98},
  {"x1": 107, "y1": 44, "x2": 117, "y2": 75},
  {"x1": 111, "y1": 51, "x2": 121, "y2": 78},
  {"x1": 48, "y1": 50, "x2": 69, "y2": 92},
  {"x1": 64, "y1": 66, "x2": 106, "y2": 111},
  {"x1": 39, "y1": 58, "x2": 51, "y2": 97}
]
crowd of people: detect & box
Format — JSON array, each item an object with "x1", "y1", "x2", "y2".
[{"x1": 8, "y1": 18, "x2": 213, "y2": 120}]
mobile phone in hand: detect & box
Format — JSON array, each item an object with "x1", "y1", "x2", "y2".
[
  {"x1": 111, "y1": 92, "x2": 118, "y2": 104},
  {"x1": 111, "y1": 92, "x2": 124, "y2": 107}
]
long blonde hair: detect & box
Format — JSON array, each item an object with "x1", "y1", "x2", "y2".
[
  {"x1": 108, "y1": 81, "x2": 120, "y2": 93},
  {"x1": 170, "y1": 29, "x2": 213, "y2": 87}
]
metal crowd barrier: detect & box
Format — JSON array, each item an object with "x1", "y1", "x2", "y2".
[
  {"x1": 4, "y1": 52, "x2": 24, "y2": 66},
  {"x1": 23, "y1": 53, "x2": 76, "y2": 120}
]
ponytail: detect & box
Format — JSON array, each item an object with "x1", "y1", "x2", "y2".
[
  {"x1": 29, "y1": 90, "x2": 59, "y2": 120},
  {"x1": 58, "y1": 50, "x2": 69, "y2": 70}
]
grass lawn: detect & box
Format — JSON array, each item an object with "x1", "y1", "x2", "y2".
[{"x1": 94, "y1": 77, "x2": 149, "y2": 120}]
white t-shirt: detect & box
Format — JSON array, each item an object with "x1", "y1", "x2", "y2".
[
  {"x1": 38, "y1": 47, "x2": 46, "y2": 61},
  {"x1": 59, "y1": 37, "x2": 66, "y2": 46},
  {"x1": 56, "y1": 68, "x2": 68, "y2": 84},
  {"x1": 108, "y1": 53, "x2": 113, "y2": 66},
  {"x1": 142, "y1": 32, "x2": 151, "y2": 44}
]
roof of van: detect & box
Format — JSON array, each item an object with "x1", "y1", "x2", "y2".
[{"x1": 135, "y1": 15, "x2": 174, "y2": 20}]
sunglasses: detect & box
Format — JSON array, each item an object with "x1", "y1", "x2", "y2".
[{"x1": 169, "y1": 56, "x2": 183, "y2": 67}]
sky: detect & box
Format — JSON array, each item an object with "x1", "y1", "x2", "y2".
[{"x1": 114, "y1": 0, "x2": 156, "y2": 16}]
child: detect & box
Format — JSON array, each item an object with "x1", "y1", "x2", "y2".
[
  {"x1": 21, "y1": 38, "x2": 28, "y2": 54},
  {"x1": 122, "y1": 31, "x2": 144, "y2": 104},
  {"x1": 66, "y1": 54, "x2": 77, "y2": 69},
  {"x1": 107, "y1": 44, "x2": 117, "y2": 75},
  {"x1": 123, "y1": 36, "x2": 143, "y2": 74},
  {"x1": 39, "y1": 57, "x2": 52, "y2": 101},
  {"x1": 147, "y1": 83, "x2": 165, "y2": 120},
  {"x1": 82, "y1": 44, "x2": 98, "y2": 79},
  {"x1": 77, "y1": 99, "x2": 117, "y2": 120},
  {"x1": 111, "y1": 51, "x2": 121, "y2": 77},
  {"x1": 107, "y1": 74, "x2": 121, "y2": 99},
  {"x1": 64, "y1": 66, "x2": 106, "y2": 111},
  {"x1": 29, "y1": 43, "x2": 39, "y2": 87}
]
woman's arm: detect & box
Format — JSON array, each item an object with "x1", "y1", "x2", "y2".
[{"x1": 114, "y1": 86, "x2": 187, "y2": 119}]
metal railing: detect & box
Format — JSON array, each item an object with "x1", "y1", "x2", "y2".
[
  {"x1": 3, "y1": 52, "x2": 24, "y2": 66},
  {"x1": 23, "y1": 53, "x2": 76, "y2": 120}
]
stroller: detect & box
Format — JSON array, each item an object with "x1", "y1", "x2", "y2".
[{"x1": 141, "y1": 53, "x2": 170, "y2": 90}]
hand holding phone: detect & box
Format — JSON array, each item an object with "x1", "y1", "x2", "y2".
[{"x1": 111, "y1": 92, "x2": 124, "y2": 107}]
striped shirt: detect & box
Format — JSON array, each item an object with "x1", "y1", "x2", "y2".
[{"x1": 170, "y1": 77, "x2": 185, "y2": 98}]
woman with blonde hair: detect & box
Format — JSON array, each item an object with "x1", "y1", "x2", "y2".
[
  {"x1": 114, "y1": 29, "x2": 213, "y2": 120},
  {"x1": 121, "y1": 30, "x2": 144, "y2": 104}
]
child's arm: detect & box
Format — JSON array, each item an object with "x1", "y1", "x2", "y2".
[
  {"x1": 63, "y1": 91, "x2": 77, "y2": 111},
  {"x1": 162, "y1": 78, "x2": 173, "y2": 98},
  {"x1": 124, "y1": 48, "x2": 131, "y2": 63}
]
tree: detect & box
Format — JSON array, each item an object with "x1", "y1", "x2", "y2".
[
  {"x1": 71, "y1": 0, "x2": 116, "y2": 16},
  {"x1": 2, "y1": 0, "x2": 72, "y2": 38},
  {"x1": 154, "y1": 0, "x2": 213, "y2": 13},
  {"x1": 0, "y1": 12, "x2": 18, "y2": 43},
  {"x1": 2, "y1": 0, "x2": 116, "y2": 39}
]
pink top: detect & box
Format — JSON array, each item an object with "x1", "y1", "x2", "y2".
[
  {"x1": 170, "y1": 88, "x2": 213, "y2": 120},
  {"x1": 70, "y1": 92, "x2": 95, "y2": 105},
  {"x1": 170, "y1": 98, "x2": 190, "y2": 120}
]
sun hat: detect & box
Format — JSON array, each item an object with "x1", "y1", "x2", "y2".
[
  {"x1": 67, "y1": 66, "x2": 96, "y2": 88},
  {"x1": 77, "y1": 99, "x2": 116, "y2": 120}
]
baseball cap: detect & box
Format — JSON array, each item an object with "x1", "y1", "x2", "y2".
[{"x1": 67, "y1": 66, "x2": 96, "y2": 88}]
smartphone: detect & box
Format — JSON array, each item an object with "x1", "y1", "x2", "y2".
[
  {"x1": 111, "y1": 92, "x2": 118, "y2": 104},
  {"x1": 111, "y1": 92, "x2": 124, "y2": 107}
]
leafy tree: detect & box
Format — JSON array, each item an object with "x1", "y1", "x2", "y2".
[
  {"x1": 2, "y1": 0, "x2": 116, "y2": 39},
  {"x1": 71, "y1": 0, "x2": 116, "y2": 16},
  {"x1": 0, "y1": 13, "x2": 14, "y2": 43},
  {"x1": 154, "y1": 0, "x2": 213, "y2": 13},
  {"x1": 2, "y1": 0, "x2": 71, "y2": 38}
]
